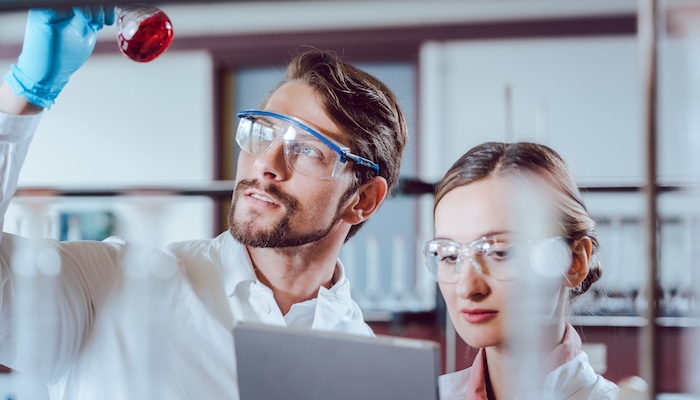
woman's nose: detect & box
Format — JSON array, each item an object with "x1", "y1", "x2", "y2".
[{"x1": 454, "y1": 259, "x2": 490, "y2": 299}]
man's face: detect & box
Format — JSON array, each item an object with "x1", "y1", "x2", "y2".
[{"x1": 228, "y1": 81, "x2": 356, "y2": 248}]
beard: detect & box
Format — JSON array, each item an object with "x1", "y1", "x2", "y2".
[{"x1": 228, "y1": 179, "x2": 347, "y2": 248}]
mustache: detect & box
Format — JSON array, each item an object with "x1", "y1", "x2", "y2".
[{"x1": 235, "y1": 179, "x2": 298, "y2": 211}]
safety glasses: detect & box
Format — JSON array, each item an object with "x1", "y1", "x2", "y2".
[
  {"x1": 423, "y1": 234, "x2": 569, "y2": 282},
  {"x1": 236, "y1": 109, "x2": 380, "y2": 180}
]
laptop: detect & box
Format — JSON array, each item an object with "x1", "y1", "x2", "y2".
[{"x1": 233, "y1": 321, "x2": 441, "y2": 400}]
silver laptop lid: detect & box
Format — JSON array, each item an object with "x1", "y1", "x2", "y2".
[{"x1": 233, "y1": 321, "x2": 440, "y2": 400}]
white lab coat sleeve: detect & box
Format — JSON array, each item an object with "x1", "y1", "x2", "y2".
[{"x1": 0, "y1": 111, "x2": 41, "y2": 234}]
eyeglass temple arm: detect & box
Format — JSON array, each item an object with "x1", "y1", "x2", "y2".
[{"x1": 342, "y1": 153, "x2": 380, "y2": 174}]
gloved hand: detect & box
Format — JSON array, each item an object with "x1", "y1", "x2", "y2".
[{"x1": 3, "y1": 7, "x2": 114, "y2": 109}]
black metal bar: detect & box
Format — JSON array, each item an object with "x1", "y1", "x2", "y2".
[
  {"x1": 638, "y1": 0, "x2": 660, "y2": 398},
  {"x1": 12, "y1": 179, "x2": 697, "y2": 199}
]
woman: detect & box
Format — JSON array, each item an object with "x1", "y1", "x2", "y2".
[{"x1": 426, "y1": 142, "x2": 619, "y2": 399}]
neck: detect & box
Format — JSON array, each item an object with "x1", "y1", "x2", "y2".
[
  {"x1": 484, "y1": 321, "x2": 567, "y2": 399},
  {"x1": 483, "y1": 346, "x2": 508, "y2": 400},
  {"x1": 246, "y1": 231, "x2": 344, "y2": 315}
]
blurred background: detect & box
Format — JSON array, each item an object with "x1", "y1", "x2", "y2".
[{"x1": 1, "y1": 0, "x2": 699, "y2": 398}]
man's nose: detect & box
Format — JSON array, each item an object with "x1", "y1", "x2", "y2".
[{"x1": 253, "y1": 140, "x2": 290, "y2": 181}]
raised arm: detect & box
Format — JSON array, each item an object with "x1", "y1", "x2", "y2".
[
  {"x1": 0, "y1": 7, "x2": 118, "y2": 382},
  {"x1": 0, "y1": 6, "x2": 114, "y2": 225}
]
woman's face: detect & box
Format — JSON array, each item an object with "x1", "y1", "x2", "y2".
[
  {"x1": 434, "y1": 175, "x2": 572, "y2": 350},
  {"x1": 435, "y1": 176, "x2": 515, "y2": 349}
]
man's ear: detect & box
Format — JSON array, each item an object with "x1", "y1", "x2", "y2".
[
  {"x1": 340, "y1": 176, "x2": 388, "y2": 225},
  {"x1": 564, "y1": 236, "x2": 592, "y2": 287}
]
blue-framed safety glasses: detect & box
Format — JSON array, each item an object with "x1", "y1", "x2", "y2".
[{"x1": 236, "y1": 109, "x2": 380, "y2": 180}]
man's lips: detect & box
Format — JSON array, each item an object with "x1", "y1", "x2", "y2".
[
  {"x1": 235, "y1": 180, "x2": 297, "y2": 211},
  {"x1": 460, "y1": 309, "x2": 498, "y2": 323},
  {"x1": 245, "y1": 190, "x2": 279, "y2": 207}
]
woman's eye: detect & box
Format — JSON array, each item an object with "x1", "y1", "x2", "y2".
[
  {"x1": 487, "y1": 245, "x2": 512, "y2": 261},
  {"x1": 439, "y1": 254, "x2": 459, "y2": 264},
  {"x1": 491, "y1": 250, "x2": 510, "y2": 260}
]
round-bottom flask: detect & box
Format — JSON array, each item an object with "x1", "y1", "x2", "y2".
[{"x1": 116, "y1": 5, "x2": 174, "y2": 63}]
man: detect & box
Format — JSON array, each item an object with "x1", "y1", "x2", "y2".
[{"x1": 0, "y1": 7, "x2": 407, "y2": 399}]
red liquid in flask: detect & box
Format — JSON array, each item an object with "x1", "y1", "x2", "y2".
[{"x1": 118, "y1": 11, "x2": 173, "y2": 63}]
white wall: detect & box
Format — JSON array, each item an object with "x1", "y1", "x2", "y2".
[
  {"x1": 423, "y1": 36, "x2": 637, "y2": 181},
  {"x1": 17, "y1": 50, "x2": 214, "y2": 185},
  {"x1": 1, "y1": 50, "x2": 216, "y2": 248}
]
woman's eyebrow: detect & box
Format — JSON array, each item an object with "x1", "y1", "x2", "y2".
[{"x1": 432, "y1": 230, "x2": 512, "y2": 243}]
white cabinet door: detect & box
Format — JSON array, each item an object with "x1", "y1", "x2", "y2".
[
  {"x1": 420, "y1": 35, "x2": 698, "y2": 184},
  {"x1": 421, "y1": 36, "x2": 647, "y2": 184}
]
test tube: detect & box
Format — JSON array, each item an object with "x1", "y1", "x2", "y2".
[
  {"x1": 390, "y1": 234, "x2": 407, "y2": 310},
  {"x1": 120, "y1": 242, "x2": 177, "y2": 399},
  {"x1": 364, "y1": 236, "x2": 381, "y2": 309},
  {"x1": 414, "y1": 235, "x2": 435, "y2": 311},
  {"x1": 11, "y1": 197, "x2": 59, "y2": 400}
]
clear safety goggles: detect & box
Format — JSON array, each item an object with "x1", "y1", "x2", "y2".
[
  {"x1": 423, "y1": 234, "x2": 568, "y2": 283},
  {"x1": 236, "y1": 110, "x2": 380, "y2": 180}
]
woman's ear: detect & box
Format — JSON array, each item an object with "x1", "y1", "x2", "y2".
[
  {"x1": 565, "y1": 236, "x2": 592, "y2": 288},
  {"x1": 340, "y1": 176, "x2": 388, "y2": 225}
]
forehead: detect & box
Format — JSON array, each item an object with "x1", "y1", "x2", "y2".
[
  {"x1": 264, "y1": 81, "x2": 348, "y2": 145},
  {"x1": 434, "y1": 177, "x2": 515, "y2": 242}
]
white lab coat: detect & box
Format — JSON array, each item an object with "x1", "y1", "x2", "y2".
[
  {"x1": 0, "y1": 111, "x2": 372, "y2": 399},
  {"x1": 439, "y1": 324, "x2": 620, "y2": 400}
]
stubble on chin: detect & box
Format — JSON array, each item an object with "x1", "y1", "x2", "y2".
[
  {"x1": 227, "y1": 180, "x2": 291, "y2": 247},
  {"x1": 228, "y1": 204, "x2": 292, "y2": 247},
  {"x1": 227, "y1": 179, "x2": 344, "y2": 248}
]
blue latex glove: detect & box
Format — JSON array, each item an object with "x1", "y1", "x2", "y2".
[{"x1": 3, "y1": 7, "x2": 114, "y2": 109}]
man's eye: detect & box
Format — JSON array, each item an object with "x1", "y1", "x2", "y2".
[
  {"x1": 292, "y1": 142, "x2": 324, "y2": 159},
  {"x1": 300, "y1": 145, "x2": 322, "y2": 158}
]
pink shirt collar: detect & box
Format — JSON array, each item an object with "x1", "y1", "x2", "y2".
[{"x1": 463, "y1": 323, "x2": 582, "y2": 400}]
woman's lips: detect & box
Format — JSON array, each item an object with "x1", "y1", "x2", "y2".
[{"x1": 460, "y1": 309, "x2": 498, "y2": 323}]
